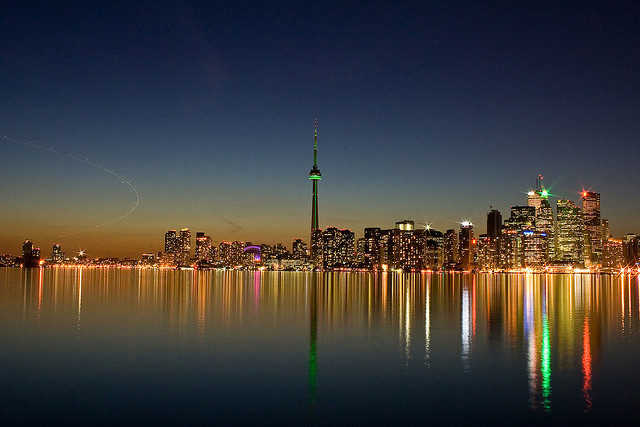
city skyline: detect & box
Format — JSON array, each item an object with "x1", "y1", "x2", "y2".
[{"x1": 1, "y1": 2, "x2": 639, "y2": 257}]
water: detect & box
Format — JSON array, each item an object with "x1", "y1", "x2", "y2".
[{"x1": 1, "y1": 268, "x2": 640, "y2": 425}]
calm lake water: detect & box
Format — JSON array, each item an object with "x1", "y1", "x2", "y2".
[{"x1": 1, "y1": 268, "x2": 639, "y2": 425}]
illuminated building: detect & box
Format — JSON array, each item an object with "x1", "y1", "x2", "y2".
[
  {"x1": 423, "y1": 228, "x2": 444, "y2": 269},
  {"x1": 292, "y1": 239, "x2": 308, "y2": 260},
  {"x1": 309, "y1": 121, "x2": 322, "y2": 268},
  {"x1": 623, "y1": 234, "x2": 639, "y2": 267},
  {"x1": 602, "y1": 238, "x2": 624, "y2": 271},
  {"x1": 522, "y1": 230, "x2": 549, "y2": 268},
  {"x1": 395, "y1": 219, "x2": 414, "y2": 231},
  {"x1": 486, "y1": 208, "x2": 502, "y2": 269},
  {"x1": 21, "y1": 239, "x2": 40, "y2": 268},
  {"x1": 355, "y1": 238, "x2": 366, "y2": 265},
  {"x1": 581, "y1": 191, "x2": 601, "y2": 264},
  {"x1": 322, "y1": 227, "x2": 355, "y2": 269},
  {"x1": 458, "y1": 222, "x2": 474, "y2": 269},
  {"x1": 391, "y1": 220, "x2": 424, "y2": 270},
  {"x1": 556, "y1": 199, "x2": 583, "y2": 263},
  {"x1": 49, "y1": 243, "x2": 65, "y2": 264},
  {"x1": 195, "y1": 232, "x2": 213, "y2": 262},
  {"x1": 475, "y1": 234, "x2": 490, "y2": 269},
  {"x1": 363, "y1": 227, "x2": 381, "y2": 269},
  {"x1": 219, "y1": 241, "x2": 245, "y2": 267},
  {"x1": 503, "y1": 206, "x2": 537, "y2": 268},
  {"x1": 178, "y1": 228, "x2": 191, "y2": 266},
  {"x1": 527, "y1": 176, "x2": 555, "y2": 261},
  {"x1": 601, "y1": 219, "x2": 610, "y2": 244},
  {"x1": 164, "y1": 230, "x2": 178, "y2": 264},
  {"x1": 243, "y1": 245, "x2": 261, "y2": 266},
  {"x1": 443, "y1": 229, "x2": 459, "y2": 267}
]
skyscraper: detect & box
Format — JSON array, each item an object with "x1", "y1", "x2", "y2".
[
  {"x1": 195, "y1": 232, "x2": 213, "y2": 263},
  {"x1": 309, "y1": 121, "x2": 322, "y2": 268},
  {"x1": 581, "y1": 191, "x2": 601, "y2": 263},
  {"x1": 458, "y1": 222, "x2": 474, "y2": 269},
  {"x1": 527, "y1": 176, "x2": 555, "y2": 261},
  {"x1": 178, "y1": 228, "x2": 191, "y2": 266},
  {"x1": 486, "y1": 208, "x2": 502, "y2": 269},
  {"x1": 556, "y1": 199, "x2": 583, "y2": 263}
]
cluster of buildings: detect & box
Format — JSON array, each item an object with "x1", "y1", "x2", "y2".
[{"x1": 1, "y1": 127, "x2": 638, "y2": 273}]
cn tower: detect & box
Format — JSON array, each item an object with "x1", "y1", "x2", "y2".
[{"x1": 309, "y1": 120, "x2": 322, "y2": 266}]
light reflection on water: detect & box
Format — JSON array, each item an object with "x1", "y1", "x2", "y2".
[{"x1": 1, "y1": 268, "x2": 640, "y2": 424}]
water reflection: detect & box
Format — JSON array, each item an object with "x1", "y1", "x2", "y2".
[{"x1": 1, "y1": 268, "x2": 640, "y2": 422}]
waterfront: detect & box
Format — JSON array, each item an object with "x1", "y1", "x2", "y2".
[{"x1": 1, "y1": 268, "x2": 640, "y2": 424}]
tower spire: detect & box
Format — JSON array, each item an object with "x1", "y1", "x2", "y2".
[
  {"x1": 309, "y1": 120, "x2": 322, "y2": 267},
  {"x1": 314, "y1": 119, "x2": 318, "y2": 167}
]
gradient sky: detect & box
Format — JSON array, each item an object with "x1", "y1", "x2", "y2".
[{"x1": 1, "y1": 1, "x2": 639, "y2": 258}]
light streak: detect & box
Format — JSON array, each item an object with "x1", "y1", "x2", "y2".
[
  {"x1": 1, "y1": 135, "x2": 140, "y2": 237},
  {"x1": 582, "y1": 317, "x2": 592, "y2": 411}
]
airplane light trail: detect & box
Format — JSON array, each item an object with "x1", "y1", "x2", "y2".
[{"x1": 1, "y1": 135, "x2": 140, "y2": 237}]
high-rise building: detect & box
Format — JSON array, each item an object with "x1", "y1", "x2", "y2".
[
  {"x1": 292, "y1": 239, "x2": 308, "y2": 260},
  {"x1": 458, "y1": 222, "x2": 474, "y2": 269},
  {"x1": 556, "y1": 199, "x2": 583, "y2": 263},
  {"x1": 309, "y1": 121, "x2": 322, "y2": 268},
  {"x1": 486, "y1": 208, "x2": 502, "y2": 269},
  {"x1": 423, "y1": 228, "x2": 444, "y2": 269},
  {"x1": 581, "y1": 191, "x2": 601, "y2": 263},
  {"x1": 443, "y1": 229, "x2": 459, "y2": 267},
  {"x1": 322, "y1": 227, "x2": 354, "y2": 269},
  {"x1": 195, "y1": 232, "x2": 213, "y2": 262},
  {"x1": 219, "y1": 241, "x2": 245, "y2": 267},
  {"x1": 503, "y1": 206, "x2": 537, "y2": 268},
  {"x1": 602, "y1": 238, "x2": 624, "y2": 271},
  {"x1": 527, "y1": 176, "x2": 555, "y2": 261},
  {"x1": 390, "y1": 220, "x2": 423, "y2": 270},
  {"x1": 49, "y1": 243, "x2": 65, "y2": 264},
  {"x1": 178, "y1": 228, "x2": 191, "y2": 266},
  {"x1": 164, "y1": 229, "x2": 178, "y2": 264},
  {"x1": 601, "y1": 219, "x2": 610, "y2": 244},
  {"x1": 623, "y1": 234, "x2": 639, "y2": 267},
  {"x1": 21, "y1": 239, "x2": 40, "y2": 268},
  {"x1": 363, "y1": 227, "x2": 381, "y2": 269}
]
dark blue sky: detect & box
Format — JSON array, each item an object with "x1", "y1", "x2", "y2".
[{"x1": 1, "y1": 1, "x2": 638, "y2": 257}]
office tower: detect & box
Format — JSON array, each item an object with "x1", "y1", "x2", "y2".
[
  {"x1": 391, "y1": 220, "x2": 423, "y2": 270},
  {"x1": 164, "y1": 229, "x2": 178, "y2": 264},
  {"x1": 486, "y1": 208, "x2": 502, "y2": 269},
  {"x1": 309, "y1": 121, "x2": 323, "y2": 267},
  {"x1": 219, "y1": 241, "x2": 245, "y2": 267},
  {"x1": 556, "y1": 199, "x2": 583, "y2": 263},
  {"x1": 363, "y1": 227, "x2": 381, "y2": 269},
  {"x1": 423, "y1": 228, "x2": 444, "y2": 269},
  {"x1": 602, "y1": 238, "x2": 624, "y2": 270},
  {"x1": 581, "y1": 191, "x2": 601, "y2": 263},
  {"x1": 49, "y1": 243, "x2": 65, "y2": 264},
  {"x1": 443, "y1": 229, "x2": 459, "y2": 267},
  {"x1": 292, "y1": 239, "x2": 308, "y2": 260},
  {"x1": 527, "y1": 177, "x2": 555, "y2": 261},
  {"x1": 475, "y1": 234, "x2": 490, "y2": 269},
  {"x1": 522, "y1": 230, "x2": 549, "y2": 268},
  {"x1": 503, "y1": 206, "x2": 538, "y2": 268},
  {"x1": 355, "y1": 238, "x2": 366, "y2": 265},
  {"x1": 623, "y1": 234, "x2": 639, "y2": 267},
  {"x1": 178, "y1": 228, "x2": 191, "y2": 266},
  {"x1": 322, "y1": 227, "x2": 354, "y2": 270},
  {"x1": 601, "y1": 219, "x2": 610, "y2": 244},
  {"x1": 195, "y1": 232, "x2": 212, "y2": 262},
  {"x1": 21, "y1": 239, "x2": 40, "y2": 268},
  {"x1": 458, "y1": 222, "x2": 474, "y2": 269}
]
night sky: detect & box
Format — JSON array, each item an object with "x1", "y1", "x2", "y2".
[{"x1": 1, "y1": 1, "x2": 638, "y2": 258}]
